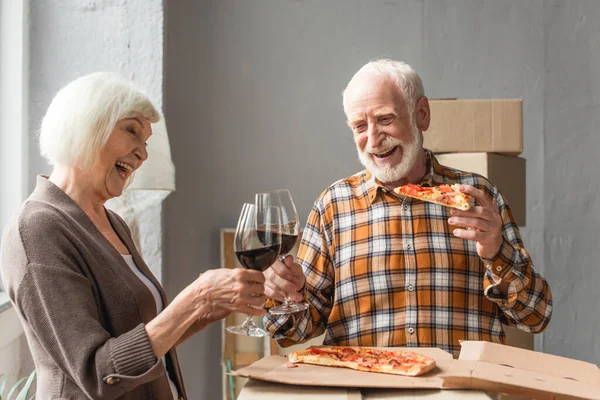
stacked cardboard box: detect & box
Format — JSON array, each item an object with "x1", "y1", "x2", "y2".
[{"x1": 424, "y1": 99, "x2": 531, "y2": 352}]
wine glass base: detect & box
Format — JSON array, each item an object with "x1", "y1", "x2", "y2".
[
  {"x1": 268, "y1": 302, "x2": 309, "y2": 315},
  {"x1": 226, "y1": 325, "x2": 268, "y2": 337}
]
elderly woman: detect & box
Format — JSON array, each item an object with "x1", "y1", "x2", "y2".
[{"x1": 0, "y1": 73, "x2": 266, "y2": 399}]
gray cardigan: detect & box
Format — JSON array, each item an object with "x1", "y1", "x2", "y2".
[{"x1": 0, "y1": 176, "x2": 187, "y2": 399}]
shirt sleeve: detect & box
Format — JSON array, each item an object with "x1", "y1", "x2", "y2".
[
  {"x1": 263, "y1": 200, "x2": 335, "y2": 346},
  {"x1": 481, "y1": 186, "x2": 553, "y2": 333}
]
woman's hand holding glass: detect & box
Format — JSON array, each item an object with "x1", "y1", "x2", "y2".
[{"x1": 192, "y1": 268, "x2": 267, "y2": 319}]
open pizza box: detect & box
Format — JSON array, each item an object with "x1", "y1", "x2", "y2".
[{"x1": 234, "y1": 341, "x2": 600, "y2": 399}]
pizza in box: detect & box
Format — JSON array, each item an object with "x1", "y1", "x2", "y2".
[{"x1": 288, "y1": 346, "x2": 436, "y2": 377}]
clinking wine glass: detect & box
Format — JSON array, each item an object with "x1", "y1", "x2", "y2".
[
  {"x1": 256, "y1": 190, "x2": 309, "y2": 315},
  {"x1": 226, "y1": 203, "x2": 282, "y2": 337}
]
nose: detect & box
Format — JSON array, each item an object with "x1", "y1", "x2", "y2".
[
  {"x1": 366, "y1": 123, "x2": 384, "y2": 150},
  {"x1": 134, "y1": 141, "x2": 149, "y2": 163}
]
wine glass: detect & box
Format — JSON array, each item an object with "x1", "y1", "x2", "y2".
[
  {"x1": 226, "y1": 203, "x2": 281, "y2": 337},
  {"x1": 256, "y1": 190, "x2": 309, "y2": 315}
]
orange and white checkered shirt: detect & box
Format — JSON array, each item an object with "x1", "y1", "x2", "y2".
[{"x1": 264, "y1": 150, "x2": 552, "y2": 357}]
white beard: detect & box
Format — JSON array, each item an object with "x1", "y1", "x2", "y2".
[{"x1": 357, "y1": 121, "x2": 423, "y2": 184}]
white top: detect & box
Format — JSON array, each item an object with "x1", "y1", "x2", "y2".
[{"x1": 122, "y1": 254, "x2": 179, "y2": 400}]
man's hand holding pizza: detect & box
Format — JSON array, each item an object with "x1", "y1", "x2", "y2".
[{"x1": 447, "y1": 184, "x2": 504, "y2": 261}]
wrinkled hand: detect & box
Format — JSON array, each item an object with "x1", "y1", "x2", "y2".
[
  {"x1": 194, "y1": 306, "x2": 232, "y2": 331},
  {"x1": 448, "y1": 185, "x2": 503, "y2": 260},
  {"x1": 194, "y1": 268, "x2": 267, "y2": 316},
  {"x1": 263, "y1": 255, "x2": 305, "y2": 302}
]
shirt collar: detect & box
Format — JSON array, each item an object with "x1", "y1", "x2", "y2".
[{"x1": 363, "y1": 149, "x2": 446, "y2": 205}]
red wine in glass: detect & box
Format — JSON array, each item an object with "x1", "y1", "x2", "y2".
[
  {"x1": 256, "y1": 190, "x2": 309, "y2": 315},
  {"x1": 279, "y1": 233, "x2": 299, "y2": 255},
  {"x1": 226, "y1": 203, "x2": 281, "y2": 337},
  {"x1": 235, "y1": 244, "x2": 280, "y2": 271}
]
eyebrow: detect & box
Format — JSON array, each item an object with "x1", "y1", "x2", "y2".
[
  {"x1": 347, "y1": 117, "x2": 363, "y2": 127},
  {"x1": 124, "y1": 117, "x2": 144, "y2": 127},
  {"x1": 373, "y1": 108, "x2": 398, "y2": 118},
  {"x1": 347, "y1": 108, "x2": 398, "y2": 126}
]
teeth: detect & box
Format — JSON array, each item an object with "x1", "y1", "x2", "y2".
[
  {"x1": 374, "y1": 148, "x2": 395, "y2": 156},
  {"x1": 116, "y1": 161, "x2": 133, "y2": 172}
]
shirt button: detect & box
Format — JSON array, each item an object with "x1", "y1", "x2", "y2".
[
  {"x1": 407, "y1": 285, "x2": 414, "y2": 292},
  {"x1": 105, "y1": 377, "x2": 120, "y2": 385},
  {"x1": 496, "y1": 266, "x2": 503, "y2": 272},
  {"x1": 406, "y1": 244, "x2": 411, "y2": 249},
  {"x1": 403, "y1": 205, "x2": 408, "y2": 211},
  {"x1": 408, "y1": 327, "x2": 415, "y2": 334}
]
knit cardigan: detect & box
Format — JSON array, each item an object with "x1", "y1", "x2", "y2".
[{"x1": 0, "y1": 176, "x2": 187, "y2": 399}]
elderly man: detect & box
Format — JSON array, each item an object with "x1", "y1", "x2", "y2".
[{"x1": 263, "y1": 59, "x2": 552, "y2": 357}]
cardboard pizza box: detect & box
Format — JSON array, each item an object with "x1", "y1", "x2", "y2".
[
  {"x1": 435, "y1": 152, "x2": 526, "y2": 227},
  {"x1": 237, "y1": 379, "x2": 362, "y2": 400},
  {"x1": 441, "y1": 341, "x2": 600, "y2": 400},
  {"x1": 425, "y1": 99, "x2": 523, "y2": 155},
  {"x1": 457, "y1": 341, "x2": 600, "y2": 387},
  {"x1": 364, "y1": 389, "x2": 493, "y2": 399},
  {"x1": 235, "y1": 342, "x2": 600, "y2": 399},
  {"x1": 234, "y1": 347, "x2": 454, "y2": 390}
]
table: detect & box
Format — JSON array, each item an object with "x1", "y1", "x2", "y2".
[{"x1": 238, "y1": 378, "x2": 496, "y2": 399}]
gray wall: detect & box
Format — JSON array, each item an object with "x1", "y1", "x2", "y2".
[
  {"x1": 543, "y1": 0, "x2": 600, "y2": 363},
  {"x1": 165, "y1": 1, "x2": 600, "y2": 399}
]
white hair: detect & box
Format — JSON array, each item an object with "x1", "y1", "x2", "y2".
[
  {"x1": 39, "y1": 72, "x2": 160, "y2": 170},
  {"x1": 342, "y1": 58, "x2": 425, "y2": 115}
]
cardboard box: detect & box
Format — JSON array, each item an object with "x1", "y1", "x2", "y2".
[
  {"x1": 425, "y1": 99, "x2": 523, "y2": 155},
  {"x1": 239, "y1": 379, "x2": 493, "y2": 399},
  {"x1": 503, "y1": 326, "x2": 533, "y2": 351},
  {"x1": 235, "y1": 342, "x2": 600, "y2": 400},
  {"x1": 457, "y1": 341, "x2": 600, "y2": 387},
  {"x1": 235, "y1": 348, "x2": 453, "y2": 390},
  {"x1": 238, "y1": 379, "x2": 362, "y2": 400},
  {"x1": 435, "y1": 153, "x2": 526, "y2": 227}
]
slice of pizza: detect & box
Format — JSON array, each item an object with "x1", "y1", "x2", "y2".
[
  {"x1": 394, "y1": 183, "x2": 474, "y2": 211},
  {"x1": 288, "y1": 346, "x2": 436, "y2": 377}
]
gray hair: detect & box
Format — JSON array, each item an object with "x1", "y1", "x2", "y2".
[
  {"x1": 342, "y1": 59, "x2": 425, "y2": 115},
  {"x1": 39, "y1": 72, "x2": 160, "y2": 170}
]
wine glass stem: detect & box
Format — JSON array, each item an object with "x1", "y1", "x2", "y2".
[
  {"x1": 279, "y1": 254, "x2": 294, "y2": 306},
  {"x1": 242, "y1": 315, "x2": 257, "y2": 331},
  {"x1": 282, "y1": 294, "x2": 294, "y2": 306}
]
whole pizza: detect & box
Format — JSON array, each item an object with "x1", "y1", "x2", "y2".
[{"x1": 288, "y1": 346, "x2": 436, "y2": 377}]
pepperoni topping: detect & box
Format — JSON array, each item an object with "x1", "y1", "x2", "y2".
[{"x1": 341, "y1": 347, "x2": 357, "y2": 355}]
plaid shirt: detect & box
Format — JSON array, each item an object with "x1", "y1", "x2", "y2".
[{"x1": 264, "y1": 150, "x2": 552, "y2": 357}]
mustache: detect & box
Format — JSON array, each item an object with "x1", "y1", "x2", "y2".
[{"x1": 364, "y1": 137, "x2": 403, "y2": 154}]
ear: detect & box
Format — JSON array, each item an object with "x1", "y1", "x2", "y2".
[{"x1": 414, "y1": 96, "x2": 430, "y2": 131}]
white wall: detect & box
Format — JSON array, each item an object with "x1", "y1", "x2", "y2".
[
  {"x1": 0, "y1": 303, "x2": 34, "y2": 384},
  {"x1": 163, "y1": 1, "x2": 552, "y2": 398},
  {"x1": 1, "y1": 0, "x2": 164, "y2": 389},
  {"x1": 28, "y1": 0, "x2": 164, "y2": 185},
  {"x1": 0, "y1": 0, "x2": 32, "y2": 382}
]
